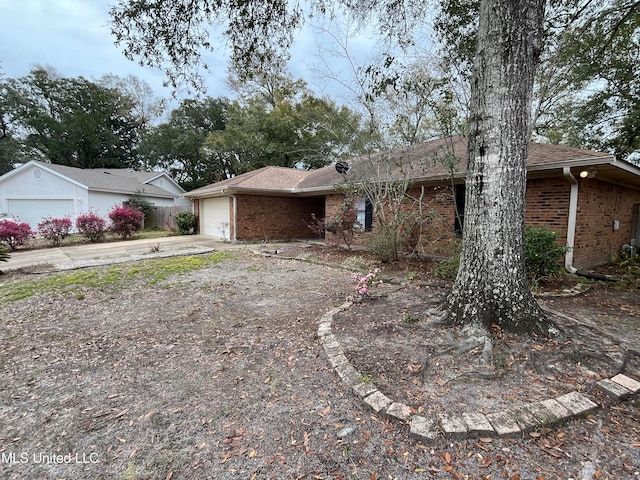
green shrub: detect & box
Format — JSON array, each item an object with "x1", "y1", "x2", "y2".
[
  {"x1": 174, "y1": 210, "x2": 197, "y2": 234},
  {"x1": 433, "y1": 241, "x2": 461, "y2": 280},
  {"x1": 366, "y1": 224, "x2": 398, "y2": 263},
  {"x1": 524, "y1": 226, "x2": 568, "y2": 279},
  {"x1": 127, "y1": 193, "x2": 154, "y2": 220},
  {"x1": 432, "y1": 227, "x2": 567, "y2": 281},
  {"x1": 0, "y1": 244, "x2": 9, "y2": 262}
]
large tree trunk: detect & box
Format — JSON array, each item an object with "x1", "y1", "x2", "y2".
[{"x1": 447, "y1": 0, "x2": 555, "y2": 337}]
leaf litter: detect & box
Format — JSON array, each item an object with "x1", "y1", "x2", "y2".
[{"x1": 0, "y1": 244, "x2": 638, "y2": 479}]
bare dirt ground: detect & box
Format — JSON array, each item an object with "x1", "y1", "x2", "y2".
[{"x1": 0, "y1": 243, "x2": 638, "y2": 479}]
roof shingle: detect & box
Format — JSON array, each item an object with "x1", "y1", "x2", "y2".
[
  {"x1": 36, "y1": 161, "x2": 178, "y2": 197},
  {"x1": 186, "y1": 137, "x2": 621, "y2": 196}
]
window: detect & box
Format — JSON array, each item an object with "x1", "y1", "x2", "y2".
[
  {"x1": 454, "y1": 184, "x2": 465, "y2": 234},
  {"x1": 355, "y1": 198, "x2": 373, "y2": 232}
]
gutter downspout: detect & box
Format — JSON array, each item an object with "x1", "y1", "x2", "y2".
[
  {"x1": 562, "y1": 167, "x2": 578, "y2": 274},
  {"x1": 229, "y1": 194, "x2": 237, "y2": 242}
]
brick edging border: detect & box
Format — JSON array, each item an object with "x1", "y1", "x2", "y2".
[{"x1": 318, "y1": 302, "x2": 640, "y2": 442}]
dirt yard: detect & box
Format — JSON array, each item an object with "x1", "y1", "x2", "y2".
[{"x1": 0, "y1": 243, "x2": 638, "y2": 479}]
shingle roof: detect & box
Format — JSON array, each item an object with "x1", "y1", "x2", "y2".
[
  {"x1": 35, "y1": 161, "x2": 178, "y2": 198},
  {"x1": 187, "y1": 166, "x2": 312, "y2": 197},
  {"x1": 186, "y1": 137, "x2": 628, "y2": 197},
  {"x1": 298, "y1": 137, "x2": 616, "y2": 189}
]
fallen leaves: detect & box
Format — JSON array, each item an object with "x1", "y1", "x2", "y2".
[{"x1": 438, "y1": 451, "x2": 452, "y2": 464}]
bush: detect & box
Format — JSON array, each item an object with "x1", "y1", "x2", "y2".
[
  {"x1": 433, "y1": 240, "x2": 462, "y2": 280},
  {"x1": 0, "y1": 218, "x2": 34, "y2": 250},
  {"x1": 432, "y1": 228, "x2": 567, "y2": 282},
  {"x1": 303, "y1": 213, "x2": 325, "y2": 239},
  {"x1": 325, "y1": 196, "x2": 359, "y2": 250},
  {"x1": 127, "y1": 193, "x2": 154, "y2": 225},
  {"x1": 398, "y1": 210, "x2": 433, "y2": 253},
  {"x1": 366, "y1": 224, "x2": 399, "y2": 263},
  {"x1": 108, "y1": 205, "x2": 145, "y2": 239},
  {"x1": 174, "y1": 210, "x2": 197, "y2": 235},
  {"x1": 76, "y1": 211, "x2": 107, "y2": 243},
  {"x1": 37, "y1": 216, "x2": 72, "y2": 246},
  {"x1": 0, "y1": 244, "x2": 9, "y2": 262},
  {"x1": 524, "y1": 226, "x2": 568, "y2": 279}
]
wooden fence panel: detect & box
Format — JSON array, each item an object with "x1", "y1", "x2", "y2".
[{"x1": 145, "y1": 207, "x2": 189, "y2": 231}]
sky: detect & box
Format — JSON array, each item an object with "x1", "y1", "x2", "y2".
[
  {"x1": 0, "y1": 0, "x2": 229, "y2": 102},
  {"x1": 0, "y1": 0, "x2": 381, "y2": 113}
]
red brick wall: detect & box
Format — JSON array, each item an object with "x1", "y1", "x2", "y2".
[
  {"x1": 324, "y1": 187, "x2": 459, "y2": 255},
  {"x1": 323, "y1": 178, "x2": 640, "y2": 267},
  {"x1": 573, "y1": 179, "x2": 640, "y2": 267},
  {"x1": 524, "y1": 179, "x2": 570, "y2": 243},
  {"x1": 235, "y1": 194, "x2": 325, "y2": 241},
  {"x1": 324, "y1": 193, "x2": 365, "y2": 246}
]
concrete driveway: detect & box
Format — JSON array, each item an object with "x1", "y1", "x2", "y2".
[{"x1": 2, "y1": 235, "x2": 232, "y2": 272}]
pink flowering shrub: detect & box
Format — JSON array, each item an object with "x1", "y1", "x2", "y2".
[
  {"x1": 0, "y1": 218, "x2": 34, "y2": 250},
  {"x1": 76, "y1": 211, "x2": 107, "y2": 243},
  {"x1": 350, "y1": 269, "x2": 381, "y2": 299},
  {"x1": 108, "y1": 205, "x2": 144, "y2": 239},
  {"x1": 37, "y1": 216, "x2": 72, "y2": 246}
]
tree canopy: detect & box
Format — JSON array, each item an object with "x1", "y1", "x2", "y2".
[
  {"x1": 540, "y1": 0, "x2": 640, "y2": 159},
  {"x1": 110, "y1": 0, "x2": 304, "y2": 92},
  {"x1": 0, "y1": 71, "x2": 24, "y2": 175},
  {"x1": 435, "y1": 0, "x2": 640, "y2": 161},
  {"x1": 1, "y1": 68, "x2": 151, "y2": 169},
  {"x1": 206, "y1": 74, "x2": 366, "y2": 174},
  {"x1": 137, "y1": 96, "x2": 228, "y2": 190},
  {"x1": 137, "y1": 75, "x2": 367, "y2": 189}
]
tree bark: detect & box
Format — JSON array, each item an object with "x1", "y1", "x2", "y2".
[{"x1": 447, "y1": 0, "x2": 556, "y2": 336}]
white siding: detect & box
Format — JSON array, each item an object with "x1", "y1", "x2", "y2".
[
  {"x1": 147, "y1": 175, "x2": 191, "y2": 208},
  {"x1": 0, "y1": 164, "x2": 84, "y2": 228}
]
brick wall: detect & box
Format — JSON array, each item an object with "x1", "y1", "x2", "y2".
[
  {"x1": 573, "y1": 179, "x2": 640, "y2": 267},
  {"x1": 235, "y1": 194, "x2": 325, "y2": 241},
  {"x1": 524, "y1": 178, "x2": 570, "y2": 243},
  {"x1": 323, "y1": 177, "x2": 640, "y2": 267},
  {"x1": 324, "y1": 186, "x2": 459, "y2": 256}
]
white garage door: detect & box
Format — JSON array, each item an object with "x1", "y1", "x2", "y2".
[
  {"x1": 201, "y1": 197, "x2": 231, "y2": 239},
  {"x1": 6, "y1": 199, "x2": 75, "y2": 230}
]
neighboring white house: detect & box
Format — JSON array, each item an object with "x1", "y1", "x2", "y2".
[{"x1": 0, "y1": 160, "x2": 191, "y2": 229}]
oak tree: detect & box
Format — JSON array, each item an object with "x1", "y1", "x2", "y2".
[
  {"x1": 445, "y1": 0, "x2": 555, "y2": 336},
  {"x1": 109, "y1": 0, "x2": 557, "y2": 336},
  {"x1": 3, "y1": 68, "x2": 145, "y2": 169}
]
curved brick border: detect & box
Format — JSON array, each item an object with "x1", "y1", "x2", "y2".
[{"x1": 318, "y1": 302, "x2": 640, "y2": 442}]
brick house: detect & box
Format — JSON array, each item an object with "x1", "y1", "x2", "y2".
[{"x1": 185, "y1": 137, "x2": 640, "y2": 269}]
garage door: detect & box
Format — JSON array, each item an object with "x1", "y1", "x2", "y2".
[
  {"x1": 6, "y1": 199, "x2": 75, "y2": 230},
  {"x1": 201, "y1": 197, "x2": 231, "y2": 239}
]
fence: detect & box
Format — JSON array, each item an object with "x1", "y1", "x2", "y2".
[{"x1": 144, "y1": 206, "x2": 190, "y2": 231}]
